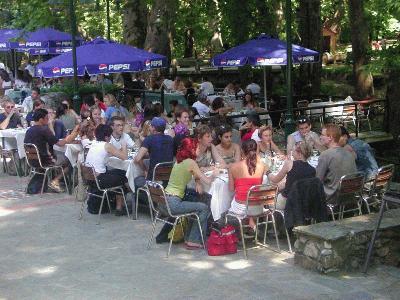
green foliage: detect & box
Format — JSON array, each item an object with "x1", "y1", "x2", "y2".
[{"x1": 44, "y1": 79, "x2": 119, "y2": 98}]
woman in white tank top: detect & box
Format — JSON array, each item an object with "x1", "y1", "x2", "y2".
[{"x1": 85, "y1": 124, "x2": 129, "y2": 215}]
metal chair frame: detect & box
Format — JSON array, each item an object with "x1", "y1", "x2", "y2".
[
  {"x1": 78, "y1": 163, "x2": 130, "y2": 224},
  {"x1": 327, "y1": 172, "x2": 365, "y2": 220},
  {"x1": 0, "y1": 145, "x2": 21, "y2": 177},
  {"x1": 225, "y1": 184, "x2": 280, "y2": 259},
  {"x1": 146, "y1": 181, "x2": 206, "y2": 257},
  {"x1": 24, "y1": 143, "x2": 69, "y2": 195},
  {"x1": 134, "y1": 161, "x2": 173, "y2": 220},
  {"x1": 362, "y1": 164, "x2": 395, "y2": 213}
]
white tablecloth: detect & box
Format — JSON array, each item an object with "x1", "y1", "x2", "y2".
[
  {"x1": 105, "y1": 157, "x2": 144, "y2": 192},
  {"x1": 0, "y1": 128, "x2": 27, "y2": 158},
  {"x1": 53, "y1": 143, "x2": 83, "y2": 167},
  {"x1": 307, "y1": 101, "x2": 353, "y2": 117}
]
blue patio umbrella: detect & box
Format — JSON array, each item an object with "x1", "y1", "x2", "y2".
[
  {"x1": 0, "y1": 29, "x2": 23, "y2": 51},
  {"x1": 35, "y1": 37, "x2": 168, "y2": 78},
  {"x1": 16, "y1": 27, "x2": 83, "y2": 55},
  {"x1": 211, "y1": 34, "x2": 320, "y2": 105}
]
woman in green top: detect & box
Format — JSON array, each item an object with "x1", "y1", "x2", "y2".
[{"x1": 163, "y1": 137, "x2": 218, "y2": 249}]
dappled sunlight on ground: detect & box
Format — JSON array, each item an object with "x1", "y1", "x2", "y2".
[{"x1": 224, "y1": 259, "x2": 253, "y2": 270}]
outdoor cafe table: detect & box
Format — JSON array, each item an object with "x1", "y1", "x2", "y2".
[
  {"x1": 197, "y1": 155, "x2": 319, "y2": 221},
  {"x1": 0, "y1": 128, "x2": 27, "y2": 159},
  {"x1": 53, "y1": 143, "x2": 83, "y2": 167},
  {"x1": 307, "y1": 100, "x2": 353, "y2": 118},
  {"x1": 105, "y1": 156, "x2": 145, "y2": 192}
]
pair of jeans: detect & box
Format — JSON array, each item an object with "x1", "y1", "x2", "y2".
[{"x1": 165, "y1": 195, "x2": 210, "y2": 244}]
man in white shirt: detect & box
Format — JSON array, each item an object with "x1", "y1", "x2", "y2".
[
  {"x1": 246, "y1": 82, "x2": 261, "y2": 95},
  {"x1": 22, "y1": 87, "x2": 41, "y2": 113},
  {"x1": 200, "y1": 76, "x2": 214, "y2": 96},
  {"x1": 109, "y1": 116, "x2": 135, "y2": 149},
  {"x1": 192, "y1": 94, "x2": 210, "y2": 117},
  {"x1": 286, "y1": 116, "x2": 326, "y2": 155}
]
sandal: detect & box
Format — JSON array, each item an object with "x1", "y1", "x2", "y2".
[{"x1": 185, "y1": 242, "x2": 203, "y2": 250}]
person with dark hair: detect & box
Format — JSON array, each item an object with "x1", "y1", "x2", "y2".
[
  {"x1": 24, "y1": 108, "x2": 80, "y2": 192},
  {"x1": 172, "y1": 106, "x2": 190, "y2": 137},
  {"x1": 195, "y1": 124, "x2": 226, "y2": 170},
  {"x1": 228, "y1": 139, "x2": 267, "y2": 231},
  {"x1": 209, "y1": 97, "x2": 234, "y2": 116},
  {"x1": 93, "y1": 91, "x2": 107, "y2": 113},
  {"x1": 85, "y1": 124, "x2": 130, "y2": 215},
  {"x1": 316, "y1": 124, "x2": 357, "y2": 203},
  {"x1": 268, "y1": 94, "x2": 282, "y2": 128},
  {"x1": 109, "y1": 116, "x2": 135, "y2": 149},
  {"x1": 215, "y1": 125, "x2": 241, "y2": 166},
  {"x1": 268, "y1": 142, "x2": 316, "y2": 210},
  {"x1": 46, "y1": 107, "x2": 67, "y2": 140},
  {"x1": 167, "y1": 100, "x2": 179, "y2": 119},
  {"x1": 56, "y1": 102, "x2": 77, "y2": 131},
  {"x1": 242, "y1": 91, "x2": 257, "y2": 110},
  {"x1": 233, "y1": 80, "x2": 244, "y2": 97},
  {"x1": 134, "y1": 117, "x2": 174, "y2": 188},
  {"x1": 0, "y1": 69, "x2": 12, "y2": 90},
  {"x1": 25, "y1": 100, "x2": 45, "y2": 125},
  {"x1": 339, "y1": 126, "x2": 378, "y2": 179},
  {"x1": 159, "y1": 137, "x2": 217, "y2": 249},
  {"x1": 240, "y1": 112, "x2": 261, "y2": 142},
  {"x1": 192, "y1": 93, "x2": 210, "y2": 117},
  {"x1": 0, "y1": 98, "x2": 22, "y2": 129},
  {"x1": 286, "y1": 115, "x2": 325, "y2": 155},
  {"x1": 22, "y1": 87, "x2": 41, "y2": 113},
  {"x1": 15, "y1": 69, "x2": 32, "y2": 89}
]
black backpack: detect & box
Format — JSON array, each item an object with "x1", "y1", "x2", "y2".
[{"x1": 27, "y1": 174, "x2": 48, "y2": 194}]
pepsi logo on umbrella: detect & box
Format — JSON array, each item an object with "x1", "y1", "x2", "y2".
[{"x1": 98, "y1": 63, "x2": 108, "y2": 71}]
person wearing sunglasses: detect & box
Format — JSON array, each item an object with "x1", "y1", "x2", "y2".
[
  {"x1": 286, "y1": 116, "x2": 326, "y2": 155},
  {"x1": 0, "y1": 98, "x2": 23, "y2": 130}
]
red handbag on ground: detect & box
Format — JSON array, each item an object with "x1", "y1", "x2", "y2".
[{"x1": 207, "y1": 225, "x2": 238, "y2": 256}]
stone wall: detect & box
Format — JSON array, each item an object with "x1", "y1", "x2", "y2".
[{"x1": 293, "y1": 209, "x2": 400, "y2": 273}]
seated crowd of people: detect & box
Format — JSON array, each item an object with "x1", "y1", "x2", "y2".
[{"x1": 0, "y1": 81, "x2": 382, "y2": 251}]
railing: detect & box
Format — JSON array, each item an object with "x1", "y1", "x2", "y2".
[{"x1": 191, "y1": 98, "x2": 387, "y2": 138}]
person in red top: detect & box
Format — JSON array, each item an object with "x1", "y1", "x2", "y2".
[
  {"x1": 228, "y1": 139, "x2": 268, "y2": 230},
  {"x1": 240, "y1": 112, "x2": 261, "y2": 142}
]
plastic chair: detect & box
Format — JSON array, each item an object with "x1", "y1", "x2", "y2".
[
  {"x1": 225, "y1": 184, "x2": 280, "y2": 259},
  {"x1": 146, "y1": 181, "x2": 206, "y2": 257},
  {"x1": 78, "y1": 163, "x2": 130, "y2": 224},
  {"x1": 327, "y1": 172, "x2": 365, "y2": 220},
  {"x1": 362, "y1": 164, "x2": 395, "y2": 213},
  {"x1": 134, "y1": 161, "x2": 173, "y2": 220},
  {"x1": 24, "y1": 143, "x2": 69, "y2": 195}
]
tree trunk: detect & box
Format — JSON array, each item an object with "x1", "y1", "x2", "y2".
[
  {"x1": 348, "y1": 0, "x2": 374, "y2": 99},
  {"x1": 253, "y1": 0, "x2": 280, "y2": 37},
  {"x1": 122, "y1": 0, "x2": 148, "y2": 48},
  {"x1": 385, "y1": 70, "x2": 400, "y2": 145},
  {"x1": 297, "y1": 0, "x2": 322, "y2": 98},
  {"x1": 144, "y1": 0, "x2": 176, "y2": 60}
]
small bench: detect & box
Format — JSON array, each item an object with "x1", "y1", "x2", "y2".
[{"x1": 293, "y1": 208, "x2": 400, "y2": 273}]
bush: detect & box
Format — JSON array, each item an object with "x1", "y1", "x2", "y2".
[{"x1": 43, "y1": 79, "x2": 119, "y2": 99}]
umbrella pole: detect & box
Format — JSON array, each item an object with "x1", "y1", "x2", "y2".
[{"x1": 263, "y1": 66, "x2": 267, "y2": 109}]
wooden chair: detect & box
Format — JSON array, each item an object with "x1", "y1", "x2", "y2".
[
  {"x1": 24, "y1": 143, "x2": 69, "y2": 195},
  {"x1": 362, "y1": 164, "x2": 395, "y2": 213},
  {"x1": 327, "y1": 172, "x2": 365, "y2": 220},
  {"x1": 225, "y1": 185, "x2": 280, "y2": 259},
  {"x1": 146, "y1": 181, "x2": 206, "y2": 257},
  {"x1": 78, "y1": 163, "x2": 130, "y2": 224},
  {"x1": 134, "y1": 161, "x2": 173, "y2": 220}
]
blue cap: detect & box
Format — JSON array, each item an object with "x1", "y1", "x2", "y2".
[{"x1": 151, "y1": 117, "x2": 166, "y2": 127}]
